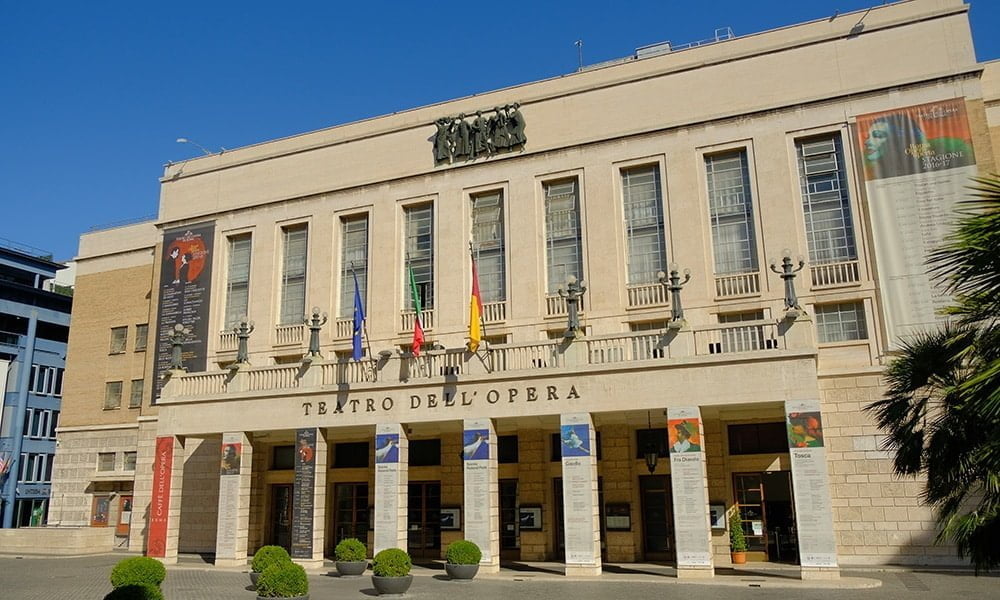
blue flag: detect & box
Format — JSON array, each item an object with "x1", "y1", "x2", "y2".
[{"x1": 352, "y1": 271, "x2": 365, "y2": 361}]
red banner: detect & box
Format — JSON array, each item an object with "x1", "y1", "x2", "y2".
[{"x1": 147, "y1": 436, "x2": 175, "y2": 557}]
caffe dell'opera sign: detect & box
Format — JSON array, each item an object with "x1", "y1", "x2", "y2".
[
  {"x1": 302, "y1": 382, "x2": 579, "y2": 417},
  {"x1": 432, "y1": 103, "x2": 526, "y2": 164}
]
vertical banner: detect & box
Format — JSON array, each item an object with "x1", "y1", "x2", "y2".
[
  {"x1": 215, "y1": 433, "x2": 244, "y2": 559},
  {"x1": 374, "y1": 424, "x2": 406, "y2": 554},
  {"x1": 559, "y1": 413, "x2": 600, "y2": 567},
  {"x1": 785, "y1": 399, "x2": 838, "y2": 569},
  {"x1": 147, "y1": 436, "x2": 175, "y2": 558},
  {"x1": 667, "y1": 407, "x2": 713, "y2": 568},
  {"x1": 290, "y1": 428, "x2": 316, "y2": 559},
  {"x1": 463, "y1": 418, "x2": 496, "y2": 564},
  {"x1": 154, "y1": 223, "x2": 215, "y2": 399},
  {"x1": 856, "y1": 99, "x2": 977, "y2": 345}
]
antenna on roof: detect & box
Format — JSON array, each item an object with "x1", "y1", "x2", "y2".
[{"x1": 574, "y1": 39, "x2": 584, "y2": 71}]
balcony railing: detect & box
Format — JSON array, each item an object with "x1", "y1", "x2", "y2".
[
  {"x1": 545, "y1": 295, "x2": 585, "y2": 317},
  {"x1": 626, "y1": 283, "x2": 669, "y2": 308},
  {"x1": 165, "y1": 318, "x2": 802, "y2": 400},
  {"x1": 714, "y1": 272, "x2": 760, "y2": 298},
  {"x1": 335, "y1": 318, "x2": 353, "y2": 339},
  {"x1": 482, "y1": 301, "x2": 506, "y2": 323},
  {"x1": 810, "y1": 260, "x2": 860, "y2": 289},
  {"x1": 275, "y1": 323, "x2": 305, "y2": 346},
  {"x1": 218, "y1": 330, "x2": 238, "y2": 352},
  {"x1": 400, "y1": 309, "x2": 435, "y2": 332}
]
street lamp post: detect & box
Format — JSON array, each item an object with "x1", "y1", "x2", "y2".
[
  {"x1": 770, "y1": 250, "x2": 806, "y2": 314},
  {"x1": 557, "y1": 275, "x2": 587, "y2": 339},
  {"x1": 233, "y1": 318, "x2": 255, "y2": 364},
  {"x1": 658, "y1": 264, "x2": 692, "y2": 325},
  {"x1": 305, "y1": 307, "x2": 328, "y2": 357}
]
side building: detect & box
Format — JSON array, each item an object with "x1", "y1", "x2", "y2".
[
  {"x1": 0, "y1": 240, "x2": 71, "y2": 528},
  {"x1": 47, "y1": 0, "x2": 1000, "y2": 577}
]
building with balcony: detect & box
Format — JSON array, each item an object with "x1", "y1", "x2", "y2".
[
  {"x1": 48, "y1": 0, "x2": 1000, "y2": 578},
  {"x1": 0, "y1": 240, "x2": 71, "y2": 528}
]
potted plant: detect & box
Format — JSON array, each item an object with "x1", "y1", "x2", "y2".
[
  {"x1": 256, "y1": 561, "x2": 309, "y2": 600},
  {"x1": 371, "y1": 548, "x2": 413, "y2": 596},
  {"x1": 251, "y1": 545, "x2": 291, "y2": 586},
  {"x1": 729, "y1": 511, "x2": 748, "y2": 565},
  {"x1": 444, "y1": 540, "x2": 482, "y2": 580},
  {"x1": 334, "y1": 537, "x2": 368, "y2": 576}
]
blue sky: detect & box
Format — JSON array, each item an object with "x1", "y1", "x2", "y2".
[{"x1": 2, "y1": 1, "x2": 997, "y2": 261}]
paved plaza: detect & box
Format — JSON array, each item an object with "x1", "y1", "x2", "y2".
[{"x1": 0, "y1": 554, "x2": 997, "y2": 600}]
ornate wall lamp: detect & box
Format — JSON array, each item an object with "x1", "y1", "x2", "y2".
[
  {"x1": 169, "y1": 323, "x2": 190, "y2": 370},
  {"x1": 643, "y1": 410, "x2": 659, "y2": 474},
  {"x1": 558, "y1": 275, "x2": 587, "y2": 339},
  {"x1": 233, "y1": 318, "x2": 255, "y2": 365},
  {"x1": 658, "y1": 264, "x2": 691, "y2": 327},
  {"x1": 769, "y1": 249, "x2": 806, "y2": 316},
  {"x1": 305, "y1": 307, "x2": 329, "y2": 358}
]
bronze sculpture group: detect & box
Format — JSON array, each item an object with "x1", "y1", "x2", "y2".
[{"x1": 434, "y1": 103, "x2": 526, "y2": 163}]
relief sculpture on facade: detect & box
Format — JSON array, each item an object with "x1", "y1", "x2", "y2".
[{"x1": 433, "y1": 103, "x2": 526, "y2": 164}]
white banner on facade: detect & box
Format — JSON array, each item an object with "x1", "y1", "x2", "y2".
[
  {"x1": 463, "y1": 418, "x2": 496, "y2": 563},
  {"x1": 785, "y1": 399, "x2": 838, "y2": 568},
  {"x1": 856, "y1": 98, "x2": 977, "y2": 346},
  {"x1": 559, "y1": 413, "x2": 600, "y2": 566},
  {"x1": 374, "y1": 423, "x2": 406, "y2": 554},
  {"x1": 215, "y1": 432, "x2": 244, "y2": 558},
  {"x1": 667, "y1": 407, "x2": 713, "y2": 568}
]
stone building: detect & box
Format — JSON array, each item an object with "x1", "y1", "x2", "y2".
[{"x1": 47, "y1": 0, "x2": 1000, "y2": 579}]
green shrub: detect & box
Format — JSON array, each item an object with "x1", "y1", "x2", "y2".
[
  {"x1": 729, "y1": 511, "x2": 748, "y2": 552},
  {"x1": 103, "y1": 584, "x2": 165, "y2": 600},
  {"x1": 372, "y1": 548, "x2": 412, "y2": 577},
  {"x1": 445, "y1": 540, "x2": 482, "y2": 565},
  {"x1": 252, "y1": 545, "x2": 291, "y2": 573},
  {"x1": 256, "y1": 561, "x2": 309, "y2": 598},
  {"x1": 109, "y1": 556, "x2": 166, "y2": 588},
  {"x1": 335, "y1": 537, "x2": 367, "y2": 562}
]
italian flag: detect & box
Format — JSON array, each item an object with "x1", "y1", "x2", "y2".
[
  {"x1": 468, "y1": 255, "x2": 483, "y2": 352},
  {"x1": 408, "y1": 265, "x2": 425, "y2": 356}
]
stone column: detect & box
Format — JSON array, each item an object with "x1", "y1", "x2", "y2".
[
  {"x1": 667, "y1": 407, "x2": 714, "y2": 578},
  {"x1": 374, "y1": 423, "x2": 408, "y2": 554},
  {"x1": 462, "y1": 418, "x2": 499, "y2": 573},
  {"x1": 147, "y1": 435, "x2": 185, "y2": 564},
  {"x1": 215, "y1": 432, "x2": 253, "y2": 567},
  {"x1": 559, "y1": 413, "x2": 601, "y2": 576},
  {"x1": 785, "y1": 399, "x2": 840, "y2": 580},
  {"x1": 291, "y1": 428, "x2": 327, "y2": 570}
]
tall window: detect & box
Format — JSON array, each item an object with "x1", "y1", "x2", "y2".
[
  {"x1": 129, "y1": 379, "x2": 144, "y2": 408},
  {"x1": 622, "y1": 167, "x2": 666, "y2": 284},
  {"x1": 706, "y1": 151, "x2": 758, "y2": 274},
  {"x1": 471, "y1": 191, "x2": 506, "y2": 303},
  {"x1": 339, "y1": 216, "x2": 369, "y2": 320},
  {"x1": 109, "y1": 327, "x2": 127, "y2": 354},
  {"x1": 404, "y1": 205, "x2": 434, "y2": 310},
  {"x1": 225, "y1": 234, "x2": 252, "y2": 328},
  {"x1": 280, "y1": 225, "x2": 308, "y2": 324},
  {"x1": 544, "y1": 179, "x2": 583, "y2": 294},
  {"x1": 134, "y1": 324, "x2": 148, "y2": 352},
  {"x1": 104, "y1": 381, "x2": 123, "y2": 410},
  {"x1": 796, "y1": 135, "x2": 857, "y2": 264}
]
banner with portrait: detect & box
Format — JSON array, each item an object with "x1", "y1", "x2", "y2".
[
  {"x1": 785, "y1": 399, "x2": 838, "y2": 568},
  {"x1": 856, "y1": 99, "x2": 977, "y2": 346},
  {"x1": 667, "y1": 407, "x2": 712, "y2": 568}
]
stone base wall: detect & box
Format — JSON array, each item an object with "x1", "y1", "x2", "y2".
[
  {"x1": 49, "y1": 426, "x2": 138, "y2": 528},
  {"x1": 177, "y1": 436, "x2": 222, "y2": 553},
  {"x1": 0, "y1": 526, "x2": 115, "y2": 555}
]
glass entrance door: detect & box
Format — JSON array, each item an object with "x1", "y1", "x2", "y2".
[
  {"x1": 269, "y1": 484, "x2": 293, "y2": 551},
  {"x1": 639, "y1": 475, "x2": 675, "y2": 561},
  {"x1": 733, "y1": 471, "x2": 797, "y2": 562},
  {"x1": 500, "y1": 479, "x2": 519, "y2": 559},
  {"x1": 331, "y1": 483, "x2": 369, "y2": 554},
  {"x1": 407, "y1": 481, "x2": 441, "y2": 558}
]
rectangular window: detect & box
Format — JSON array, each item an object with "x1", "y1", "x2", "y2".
[
  {"x1": 134, "y1": 324, "x2": 149, "y2": 352},
  {"x1": 497, "y1": 435, "x2": 519, "y2": 464},
  {"x1": 30, "y1": 409, "x2": 45, "y2": 438},
  {"x1": 622, "y1": 167, "x2": 666, "y2": 284},
  {"x1": 471, "y1": 191, "x2": 506, "y2": 303},
  {"x1": 53, "y1": 367, "x2": 63, "y2": 396},
  {"x1": 796, "y1": 135, "x2": 857, "y2": 264},
  {"x1": 29, "y1": 365, "x2": 61, "y2": 395},
  {"x1": 48, "y1": 411, "x2": 59, "y2": 439},
  {"x1": 272, "y1": 445, "x2": 295, "y2": 470},
  {"x1": 706, "y1": 151, "x2": 758, "y2": 274},
  {"x1": 333, "y1": 442, "x2": 369, "y2": 468},
  {"x1": 280, "y1": 225, "x2": 308, "y2": 325},
  {"x1": 404, "y1": 205, "x2": 434, "y2": 310},
  {"x1": 124, "y1": 452, "x2": 137, "y2": 471},
  {"x1": 629, "y1": 320, "x2": 669, "y2": 332},
  {"x1": 728, "y1": 422, "x2": 788, "y2": 455},
  {"x1": 815, "y1": 301, "x2": 868, "y2": 343},
  {"x1": 129, "y1": 379, "x2": 144, "y2": 408},
  {"x1": 97, "y1": 452, "x2": 116, "y2": 472},
  {"x1": 43, "y1": 454, "x2": 53, "y2": 482},
  {"x1": 225, "y1": 234, "x2": 253, "y2": 328},
  {"x1": 635, "y1": 428, "x2": 669, "y2": 459},
  {"x1": 104, "y1": 381, "x2": 123, "y2": 410},
  {"x1": 109, "y1": 327, "x2": 127, "y2": 354},
  {"x1": 339, "y1": 216, "x2": 369, "y2": 320},
  {"x1": 409, "y1": 439, "x2": 441, "y2": 466},
  {"x1": 544, "y1": 179, "x2": 583, "y2": 294}
]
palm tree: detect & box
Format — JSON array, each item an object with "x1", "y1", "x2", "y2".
[{"x1": 867, "y1": 175, "x2": 1000, "y2": 572}]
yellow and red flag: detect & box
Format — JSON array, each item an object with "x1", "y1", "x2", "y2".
[
  {"x1": 468, "y1": 255, "x2": 483, "y2": 352},
  {"x1": 407, "y1": 265, "x2": 424, "y2": 356}
]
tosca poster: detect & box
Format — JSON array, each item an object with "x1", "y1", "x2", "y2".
[
  {"x1": 856, "y1": 99, "x2": 976, "y2": 346},
  {"x1": 154, "y1": 223, "x2": 215, "y2": 399}
]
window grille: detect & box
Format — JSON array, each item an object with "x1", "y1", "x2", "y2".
[
  {"x1": 339, "y1": 216, "x2": 369, "y2": 319},
  {"x1": 815, "y1": 301, "x2": 868, "y2": 343},
  {"x1": 280, "y1": 226, "x2": 308, "y2": 325},
  {"x1": 404, "y1": 205, "x2": 434, "y2": 310},
  {"x1": 706, "y1": 151, "x2": 759, "y2": 274},
  {"x1": 622, "y1": 167, "x2": 667, "y2": 284},
  {"x1": 472, "y1": 191, "x2": 507, "y2": 303},
  {"x1": 796, "y1": 135, "x2": 858, "y2": 264},
  {"x1": 544, "y1": 179, "x2": 583, "y2": 294},
  {"x1": 225, "y1": 235, "x2": 252, "y2": 328}
]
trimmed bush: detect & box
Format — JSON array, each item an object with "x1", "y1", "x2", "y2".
[
  {"x1": 729, "y1": 511, "x2": 748, "y2": 552},
  {"x1": 109, "y1": 557, "x2": 166, "y2": 588},
  {"x1": 252, "y1": 545, "x2": 292, "y2": 573},
  {"x1": 335, "y1": 537, "x2": 367, "y2": 562},
  {"x1": 103, "y1": 584, "x2": 165, "y2": 600},
  {"x1": 445, "y1": 540, "x2": 482, "y2": 565},
  {"x1": 372, "y1": 548, "x2": 411, "y2": 577},
  {"x1": 256, "y1": 561, "x2": 309, "y2": 598}
]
